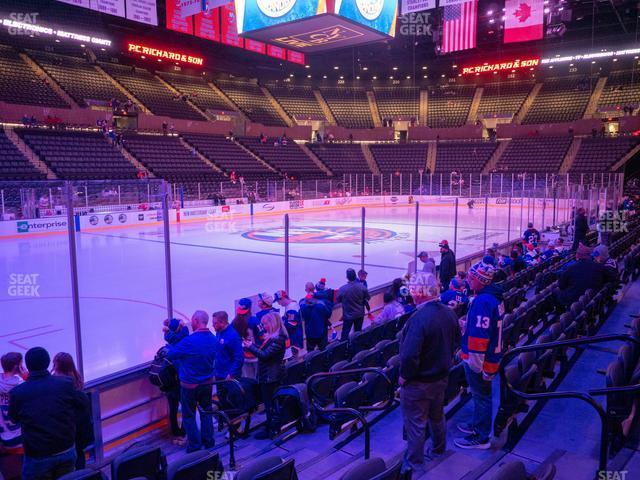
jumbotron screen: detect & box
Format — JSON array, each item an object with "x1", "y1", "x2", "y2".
[
  {"x1": 234, "y1": 0, "x2": 328, "y2": 35},
  {"x1": 236, "y1": 0, "x2": 397, "y2": 52}
]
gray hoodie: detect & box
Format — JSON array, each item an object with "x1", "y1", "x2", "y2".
[{"x1": 0, "y1": 374, "x2": 23, "y2": 444}]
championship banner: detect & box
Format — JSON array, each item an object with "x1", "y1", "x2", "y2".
[
  {"x1": 126, "y1": 0, "x2": 158, "y2": 25},
  {"x1": 166, "y1": 0, "x2": 194, "y2": 33},
  {"x1": 179, "y1": 0, "x2": 204, "y2": 18},
  {"x1": 401, "y1": 0, "x2": 437, "y2": 15},
  {"x1": 91, "y1": 0, "x2": 126, "y2": 17},
  {"x1": 194, "y1": 7, "x2": 220, "y2": 41},
  {"x1": 438, "y1": 0, "x2": 467, "y2": 6},
  {"x1": 220, "y1": 3, "x2": 243, "y2": 47}
]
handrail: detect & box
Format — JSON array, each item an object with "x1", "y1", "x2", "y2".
[
  {"x1": 210, "y1": 378, "x2": 249, "y2": 470},
  {"x1": 306, "y1": 367, "x2": 395, "y2": 459},
  {"x1": 498, "y1": 334, "x2": 640, "y2": 474}
]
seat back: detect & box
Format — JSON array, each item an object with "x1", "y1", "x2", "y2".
[
  {"x1": 58, "y1": 469, "x2": 107, "y2": 480},
  {"x1": 254, "y1": 458, "x2": 296, "y2": 480},
  {"x1": 236, "y1": 456, "x2": 283, "y2": 480},
  {"x1": 168, "y1": 451, "x2": 223, "y2": 480},
  {"x1": 340, "y1": 457, "x2": 386, "y2": 480},
  {"x1": 111, "y1": 446, "x2": 165, "y2": 480}
]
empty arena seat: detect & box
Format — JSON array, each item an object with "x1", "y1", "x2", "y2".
[
  {"x1": 58, "y1": 469, "x2": 107, "y2": 480},
  {"x1": 0, "y1": 45, "x2": 69, "y2": 108},
  {"x1": 569, "y1": 137, "x2": 638, "y2": 174},
  {"x1": 477, "y1": 81, "x2": 535, "y2": 120},
  {"x1": 497, "y1": 136, "x2": 572, "y2": 173},
  {"x1": 15, "y1": 128, "x2": 138, "y2": 180},
  {"x1": 487, "y1": 461, "x2": 556, "y2": 480},
  {"x1": 158, "y1": 71, "x2": 231, "y2": 113},
  {"x1": 27, "y1": 49, "x2": 125, "y2": 108},
  {"x1": 122, "y1": 134, "x2": 222, "y2": 185},
  {"x1": 110, "y1": 446, "x2": 165, "y2": 480},
  {"x1": 236, "y1": 456, "x2": 295, "y2": 480},
  {"x1": 598, "y1": 70, "x2": 640, "y2": 112},
  {"x1": 523, "y1": 76, "x2": 594, "y2": 124},
  {"x1": 0, "y1": 128, "x2": 46, "y2": 180},
  {"x1": 307, "y1": 144, "x2": 372, "y2": 174},
  {"x1": 369, "y1": 143, "x2": 427, "y2": 174},
  {"x1": 319, "y1": 87, "x2": 374, "y2": 128},
  {"x1": 238, "y1": 137, "x2": 325, "y2": 177},
  {"x1": 427, "y1": 85, "x2": 475, "y2": 127},
  {"x1": 265, "y1": 83, "x2": 327, "y2": 122},
  {"x1": 166, "y1": 450, "x2": 223, "y2": 480},
  {"x1": 434, "y1": 140, "x2": 497, "y2": 174},
  {"x1": 100, "y1": 62, "x2": 204, "y2": 120},
  {"x1": 374, "y1": 87, "x2": 420, "y2": 121},
  {"x1": 181, "y1": 133, "x2": 276, "y2": 179},
  {"x1": 340, "y1": 457, "x2": 402, "y2": 480},
  {"x1": 214, "y1": 78, "x2": 287, "y2": 126}
]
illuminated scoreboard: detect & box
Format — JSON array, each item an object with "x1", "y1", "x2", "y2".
[{"x1": 234, "y1": 0, "x2": 397, "y2": 53}]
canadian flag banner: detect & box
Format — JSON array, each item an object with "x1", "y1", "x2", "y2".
[{"x1": 504, "y1": 0, "x2": 544, "y2": 43}]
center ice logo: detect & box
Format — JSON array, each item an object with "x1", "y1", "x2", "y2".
[{"x1": 243, "y1": 226, "x2": 397, "y2": 243}]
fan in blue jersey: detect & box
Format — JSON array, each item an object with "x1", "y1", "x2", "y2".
[
  {"x1": 440, "y1": 278, "x2": 469, "y2": 315},
  {"x1": 522, "y1": 222, "x2": 541, "y2": 246}
]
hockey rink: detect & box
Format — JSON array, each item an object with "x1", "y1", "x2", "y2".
[{"x1": 0, "y1": 199, "x2": 562, "y2": 381}]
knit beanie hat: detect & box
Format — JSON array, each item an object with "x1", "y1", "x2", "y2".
[
  {"x1": 168, "y1": 318, "x2": 182, "y2": 331},
  {"x1": 25, "y1": 347, "x2": 50, "y2": 372},
  {"x1": 468, "y1": 260, "x2": 496, "y2": 287},
  {"x1": 576, "y1": 243, "x2": 593, "y2": 260}
]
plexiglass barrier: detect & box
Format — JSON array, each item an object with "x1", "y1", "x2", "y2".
[{"x1": 0, "y1": 173, "x2": 624, "y2": 382}]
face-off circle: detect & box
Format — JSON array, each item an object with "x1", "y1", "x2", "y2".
[{"x1": 242, "y1": 225, "x2": 398, "y2": 243}]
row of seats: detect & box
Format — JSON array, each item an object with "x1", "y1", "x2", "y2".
[
  {"x1": 598, "y1": 70, "x2": 640, "y2": 111},
  {"x1": 523, "y1": 76, "x2": 594, "y2": 124},
  {"x1": 100, "y1": 62, "x2": 204, "y2": 120},
  {"x1": 28, "y1": 50, "x2": 124, "y2": 108},
  {"x1": 16, "y1": 129, "x2": 138, "y2": 180},
  {"x1": 477, "y1": 81, "x2": 535, "y2": 119},
  {"x1": 214, "y1": 78, "x2": 287, "y2": 127},
  {"x1": 569, "y1": 137, "x2": 638, "y2": 173},
  {"x1": 427, "y1": 85, "x2": 475, "y2": 128},
  {"x1": 158, "y1": 72, "x2": 231, "y2": 113},
  {"x1": 434, "y1": 140, "x2": 497, "y2": 173},
  {"x1": 497, "y1": 136, "x2": 572, "y2": 173},
  {"x1": 307, "y1": 143, "x2": 372, "y2": 174},
  {"x1": 369, "y1": 143, "x2": 427, "y2": 173},
  {"x1": 238, "y1": 137, "x2": 325, "y2": 177},
  {"x1": 266, "y1": 83, "x2": 327, "y2": 122},
  {"x1": 320, "y1": 87, "x2": 374, "y2": 129},
  {"x1": 373, "y1": 87, "x2": 420, "y2": 121},
  {"x1": 0, "y1": 44, "x2": 69, "y2": 108},
  {"x1": 0, "y1": 128, "x2": 46, "y2": 180}
]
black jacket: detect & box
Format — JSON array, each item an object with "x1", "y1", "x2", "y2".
[
  {"x1": 8, "y1": 371, "x2": 89, "y2": 458},
  {"x1": 557, "y1": 259, "x2": 608, "y2": 306},
  {"x1": 574, "y1": 214, "x2": 589, "y2": 242},
  {"x1": 337, "y1": 281, "x2": 370, "y2": 320},
  {"x1": 248, "y1": 334, "x2": 287, "y2": 384},
  {"x1": 400, "y1": 301, "x2": 460, "y2": 383},
  {"x1": 439, "y1": 250, "x2": 457, "y2": 287}
]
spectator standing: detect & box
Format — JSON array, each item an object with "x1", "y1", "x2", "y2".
[
  {"x1": 166, "y1": 311, "x2": 217, "y2": 452},
  {"x1": 162, "y1": 318, "x2": 188, "y2": 445},
  {"x1": 522, "y1": 222, "x2": 541, "y2": 245},
  {"x1": 0, "y1": 353, "x2": 24, "y2": 480},
  {"x1": 300, "y1": 289, "x2": 332, "y2": 351},
  {"x1": 357, "y1": 270, "x2": 372, "y2": 318},
  {"x1": 212, "y1": 311, "x2": 243, "y2": 380},
  {"x1": 275, "y1": 291, "x2": 303, "y2": 356},
  {"x1": 438, "y1": 240, "x2": 456, "y2": 293},
  {"x1": 572, "y1": 208, "x2": 589, "y2": 251},
  {"x1": 455, "y1": 260, "x2": 503, "y2": 450},
  {"x1": 233, "y1": 299, "x2": 258, "y2": 379},
  {"x1": 250, "y1": 293, "x2": 279, "y2": 347},
  {"x1": 399, "y1": 291, "x2": 460, "y2": 473},
  {"x1": 51, "y1": 353, "x2": 92, "y2": 470},
  {"x1": 243, "y1": 313, "x2": 288, "y2": 439},
  {"x1": 337, "y1": 268, "x2": 371, "y2": 341},
  {"x1": 8, "y1": 347, "x2": 88, "y2": 480},
  {"x1": 440, "y1": 278, "x2": 470, "y2": 316}
]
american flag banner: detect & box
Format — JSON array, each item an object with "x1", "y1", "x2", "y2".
[{"x1": 441, "y1": 0, "x2": 478, "y2": 54}]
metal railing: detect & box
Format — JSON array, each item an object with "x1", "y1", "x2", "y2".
[{"x1": 498, "y1": 334, "x2": 640, "y2": 474}]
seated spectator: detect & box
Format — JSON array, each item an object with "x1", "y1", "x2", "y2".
[
  {"x1": 390, "y1": 278, "x2": 415, "y2": 313},
  {"x1": 457, "y1": 271, "x2": 471, "y2": 296},
  {"x1": 556, "y1": 244, "x2": 608, "y2": 307},
  {"x1": 243, "y1": 313, "x2": 288, "y2": 439},
  {"x1": 523, "y1": 244, "x2": 540, "y2": 266},
  {"x1": 376, "y1": 292, "x2": 406, "y2": 324},
  {"x1": 8, "y1": 347, "x2": 88, "y2": 480},
  {"x1": 51, "y1": 353, "x2": 92, "y2": 470},
  {"x1": 511, "y1": 250, "x2": 527, "y2": 274},
  {"x1": 0, "y1": 352, "x2": 25, "y2": 479},
  {"x1": 592, "y1": 245, "x2": 618, "y2": 284}
]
